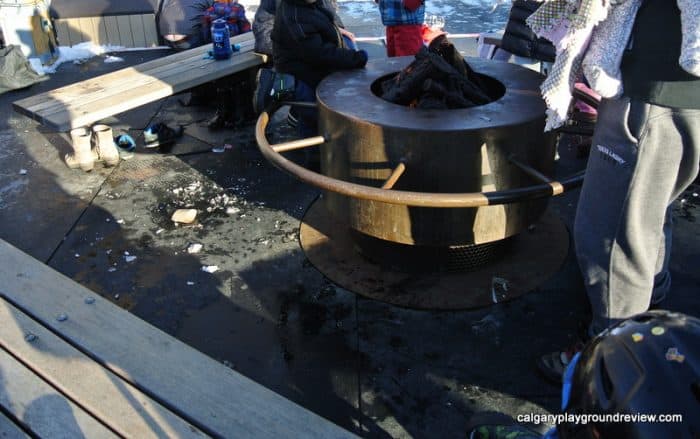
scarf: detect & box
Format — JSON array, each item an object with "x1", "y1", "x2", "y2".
[{"x1": 529, "y1": 0, "x2": 700, "y2": 131}]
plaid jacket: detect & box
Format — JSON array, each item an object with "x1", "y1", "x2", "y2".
[
  {"x1": 203, "y1": 1, "x2": 252, "y2": 36},
  {"x1": 378, "y1": 0, "x2": 425, "y2": 26}
]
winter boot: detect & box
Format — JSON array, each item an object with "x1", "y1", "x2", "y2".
[
  {"x1": 65, "y1": 127, "x2": 96, "y2": 171},
  {"x1": 207, "y1": 81, "x2": 233, "y2": 130},
  {"x1": 144, "y1": 122, "x2": 184, "y2": 150},
  {"x1": 114, "y1": 133, "x2": 136, "y2": 159},
  {"x1": 92, "y1": 124, "x2": 120, "y2": 166},
  {"x1": 253, "y1": 67, "x2": 275, "y2": 114}
]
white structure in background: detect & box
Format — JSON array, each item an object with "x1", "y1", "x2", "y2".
[{"x1": 0, "y1": 0, "x2": 58, "y2": 63}]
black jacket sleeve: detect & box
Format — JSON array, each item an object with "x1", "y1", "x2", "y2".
[{"x1": 293, "y1": 29, "x2": 367, "y2": 70}]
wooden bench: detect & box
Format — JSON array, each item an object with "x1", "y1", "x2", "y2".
[
  {"x1": 476, "y1": 30, "x2": 504, "y2": 60},
  {"x1": 12, "y1": 32, "x2": 266, "y2": 133},
  {"x1": 0, "y1": 239, "x2": 355, "y2": 438},
  {"x1": 53, "y1": 13, "x2": 160, "y2": 49}
]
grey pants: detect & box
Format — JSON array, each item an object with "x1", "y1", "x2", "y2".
[{"x1": 574, "y1": 97, "x2": 700, "y2": 333}]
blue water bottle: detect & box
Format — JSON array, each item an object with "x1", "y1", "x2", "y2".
[{"x1": 211, "y1": 18, "x2": 232, "y2": 60}]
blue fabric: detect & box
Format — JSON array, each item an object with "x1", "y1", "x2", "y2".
[
  {"x1": 378, "y1": 0, "x2": 425, "y2": 26},
  {"x1": 203, "y1": 2, "x2": 251, "y2": 38},
  {"x1": 561, "y1": 351, "x2": 581, "y2": 411},
  {"x1": 542, "y1": 427, "x2": 559, "y2": 439},
  {"x1": 294, "y1": 80, "x2": 317, "y2": 138},
  {"x1": 115, "y1": 134, "x2": 136, "y2": 151},
  {"x1": 343, "y1": 35, "x2": 357, "y2": 51}
]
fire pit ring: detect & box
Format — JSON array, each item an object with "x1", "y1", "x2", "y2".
[
  {"x1": 256, "y1": 57, "x2": 583, "y2": 248},
  {"x1": 256, "y1": 57, "x2": 580, "y2": 305}
]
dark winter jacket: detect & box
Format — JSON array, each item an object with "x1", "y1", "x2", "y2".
[
  {"x1": 254, "y1": 0, "x2": 344, "y2": 57},
  {"x1": 272, "y1": 0, "x2": 367, "y2": 87},
  {"x1": 253, "y1": 0, "x2": 280, "y2": 55},
  {"x1": 621, "y1": 0, "x2": 700, "y2": 109},
  {"x1": 500, "y1": 0, "x2": 555, "y2": 63}
]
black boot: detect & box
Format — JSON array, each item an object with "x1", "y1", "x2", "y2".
[{"x1": 207, "y1": 83, "x2": 236, "y2": 130}]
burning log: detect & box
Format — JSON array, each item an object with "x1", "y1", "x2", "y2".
[{"x1": 380, "y1": 35, "x2": 495, "y2": 109}]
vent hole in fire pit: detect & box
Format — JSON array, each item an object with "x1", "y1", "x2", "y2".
[{"x1": 351, "y1": 229, "x2": 514, "y2": 273}]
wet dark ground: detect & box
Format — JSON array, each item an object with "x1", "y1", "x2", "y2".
[{"x1": 1, "y1": 39, "x2": 699, "y2": 438}]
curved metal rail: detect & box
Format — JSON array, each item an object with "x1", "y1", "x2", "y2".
[{"x1": 255, "y1": 103, "x2": 584, "y2": 208}]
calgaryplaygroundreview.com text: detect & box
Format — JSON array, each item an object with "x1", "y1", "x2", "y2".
[{"x1": 517, "y1": 412, "x2": 684, "y2": 425}]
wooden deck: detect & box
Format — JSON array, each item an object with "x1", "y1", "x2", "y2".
[
  {"x1": 12, "y1": 32, "x2": 266, "y2": 132},
  {"x1": 0, "y1": 239, "x2": 355, "y2": 438}
]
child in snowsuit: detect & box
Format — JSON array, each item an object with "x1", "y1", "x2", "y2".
[
  {"x1": 200, "y1": 1, "x2": 254, "y2": 129},
  {"x1": 376, "y1": 0, "x2": 425, "y2": 57},
  {"x1": 201, "y1": 0, "x2": 251, "y2": 42}
]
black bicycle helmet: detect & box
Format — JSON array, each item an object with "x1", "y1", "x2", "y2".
[{"x1": 558, "y1": 310, "x2": 700, "y2": 439}]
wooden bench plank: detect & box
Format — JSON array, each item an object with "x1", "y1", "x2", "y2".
[
  {"x1": 129, "y1": 15, "x2": 147, "y2": 47},
  {"x1": 116, "y1": 16, "x2": 135, "y2": 47},
  {"x1": 28, "y1": 51, "x2": 263, "y2": 131},
  {"x1": 13, "y1": 33, "x2": 255, "y2": 111},
  {"x1": 0, "y1": 348, "x2": 118, "y2": 439},
  {"x1": 103, "y1": 16, "x2": 121, "y2": 47},
  {"x1": 142, "y1": 14, "x2": 160, "y2": 48},
  {"x1": 0, "y1": 299, "x2": 208, "y2": 439},
  {"x1": 21, "y1": 51, "x2": 234, "y2": 115},
  {"x1": 53, "y1": 15, "x2": 158, "y2": 48},
  {"x1": 78, "y1": 18, "x2": 97, "y2": 45},
  {"x1": 15, "y1": 32, "x2": 254, "y2": 111},
  {"x1": 86, "y1": 17, "x2": 103, "y2": 47},
  {"x1": 480, "y1": 30, "x2": 504, "y2": 47},
  {"x1": 0, "y1": 412, "x2": 31, "y2": 439},
  {"x1": 0, "y1": 240, "x2": 355, "y2": 439},
  {"x1": 66, "y1": 19, "x2": 85, "y2": 46},
  {"x1": 54, "y1": 20, "x2": 71, "y2": 48},
  {"x1": 96, "y1": 17, "x2": 110, "y2": 46},
  {"x1": 20, "y1": 38, "x2": 256, "y2": 117}
]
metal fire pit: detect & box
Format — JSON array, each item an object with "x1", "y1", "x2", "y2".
[
  {"x1": 318, "y1": 56, "x2": 557, "y2": 248},
  {"x1": 256, "y1": 56, "x2": 582, "y2": 307}
]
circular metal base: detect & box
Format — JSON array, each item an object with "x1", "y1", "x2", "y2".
[{"x1": 300, "y1": 197, "x2": 569, "y2": 310}]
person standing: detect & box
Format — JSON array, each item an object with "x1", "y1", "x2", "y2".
[
  {"x1": 535, "y1": 0, "x2": 700, "y2": 382},
  {"x1": 376, "y1": 0, "x2": 425, "y2": 57}
]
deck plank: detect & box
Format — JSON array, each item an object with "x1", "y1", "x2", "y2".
[
  {"x1": 0, "y1": 299, "x2": 208, "y2": 439},
  {"x1": 0, "y1": 239, "x2": 355, "y2": 439},
  {"x1": 0, "y1": 348, "x2": 118, "y2": 439}
]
